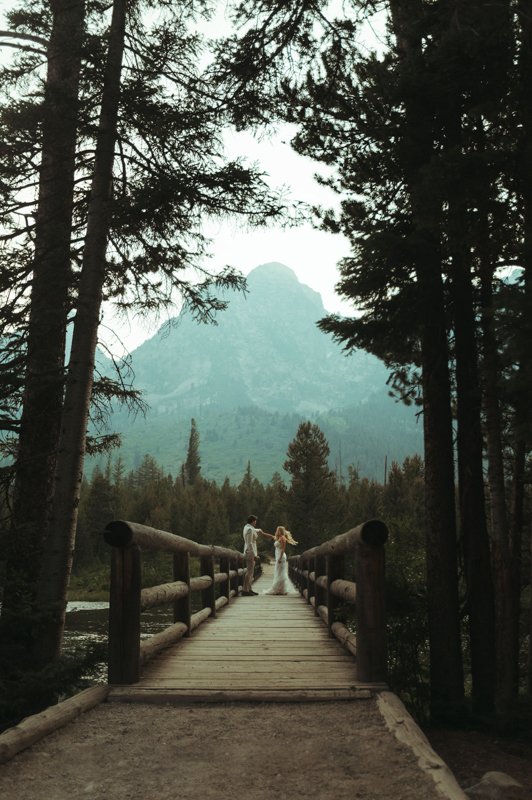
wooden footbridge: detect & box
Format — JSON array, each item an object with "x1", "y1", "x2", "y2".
[
  {"x1": 0, "y1": 520, "x2": 471, "y2": 800},
  {"x1": 103, "y1": 519, "x2": 389, "y2": 703}
]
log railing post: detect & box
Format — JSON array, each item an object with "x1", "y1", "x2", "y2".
[
  {"x1": 314, "y1": 554, "x2": 326, "y2": 617},
  {"x1": 326, "y1": 554, "x2": 345, "y2": 639},
  {"x1": 298, "y1": 555, "x2": 304, "y2": 595},
  {"x1": 173, "y1": 551, "x2": 191, "y2": 636},
  {"x1": 305, "y1": 557, "x2": 311, "y2": 604},
  {"x1": 231, "y1": 557, "x2": 239, "y2": 596},
  {"x1": 201, "y1": 554, "x2": 216, "y2": 618},
  {"x1": 355, "y1": 543, "x2": 387, "y2": 683},
  {"x1": 108, "y1": 545, "x2": 141, "y2": 684},
  {"x1": 220, "y1": 556, "x2": 230, "y2": 603},
  {"x1": 237, "y1": 556, "x2": 244, "y2": 595},
  {"x1": 308, "y1": 556, "x2": 315, "y2": 606}
]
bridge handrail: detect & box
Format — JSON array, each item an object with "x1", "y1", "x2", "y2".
[
  {"x1": 288, "y1": 518, "x2": 388, "y2": 685},
  {"x1": 103, "y1": 519, "x2": 258, "y2": 685},
  {"x1": 104, "y1": 519, "x2": 243, "y2": 559}
]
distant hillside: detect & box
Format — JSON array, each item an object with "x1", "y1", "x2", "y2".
[
  {"x1": 122, "y1": 262, "x2": 389, "y2": 417},
  {"x1": 88, "y1": 393, "x2": 424, "y2": 485},
  {"x1": 87, "y1": 261, "x2": 424, "y2": 483}
]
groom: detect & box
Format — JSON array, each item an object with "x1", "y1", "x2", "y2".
[{"x1": 242, "y1": 514, "x2": 264, "y2": 596}]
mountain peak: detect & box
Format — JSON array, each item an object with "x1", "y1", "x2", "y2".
[
  {"x1": 126, "y1": 260, "x2": 387, "y2": 416},
  {"x1": 247, "y1": 262, "x2": 323, "y2": 311},
  {"x1": 249, "y1": 262, "x2": 299, "y2": 281}
]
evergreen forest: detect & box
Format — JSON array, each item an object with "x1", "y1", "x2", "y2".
[{"x1": 0, "y1": 0, "x2": 532, "y2": 746}]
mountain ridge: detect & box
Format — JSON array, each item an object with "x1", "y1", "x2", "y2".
[
  {"x1": 125, "y1": 261, "x2": 389, "y2": 418},
  {"x1": 88, "y1": 262, "x2": 424, "y2": 483}
]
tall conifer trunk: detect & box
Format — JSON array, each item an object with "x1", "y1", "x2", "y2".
[
  {"x1": 389, "y1": 0, "x2": 464, "y2": 719},
  {"x1": 512, "y1": 0, "x2": 532, "y2": 697},
  {"x1": 480, "y1": 267, "x2": 514, "y2": 718},
  {"x1": 34, "y1": 0, "x2": 127, "y2": 664},
  {"x1": 446, "y1": 152, "x2": 496, "y2": 711},
  {"x1": 1, "y1": 0, "x2": 85, "y2": 614}
]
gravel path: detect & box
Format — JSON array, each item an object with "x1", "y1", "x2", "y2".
[{"x1": 0, "y1": 698, "x2": 444, "y2": 800}]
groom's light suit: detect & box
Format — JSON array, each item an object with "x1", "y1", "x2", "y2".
[{"x1": 242, "y1": 523, "x2": 258, "y2": 593}]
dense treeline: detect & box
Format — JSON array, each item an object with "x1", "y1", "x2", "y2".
[
  {"x1": 74, "y1": 425, "x2": 426, "y2": 571},
  {"x1": 85, "y1": 395, "x2": 424, "y2": 485}
]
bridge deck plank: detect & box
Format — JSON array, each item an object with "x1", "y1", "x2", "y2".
[{"x1": 108, "y1": 566, "x2": 367, "y2": 699}]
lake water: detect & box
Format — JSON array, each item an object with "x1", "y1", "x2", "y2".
[{"x1": 64, "y1": 601, "x2": 176, "y2": 681}]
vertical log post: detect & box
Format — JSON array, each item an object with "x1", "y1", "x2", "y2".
[
  {"x1": 314, "y1": 554, "x2": 326, "y2": 617},
  {"x1": 220, "y1": 556, "x2": 230, "y2": 603},
  {"x1": 201, "y1": 554, "x2": 216, "y2": 618},
  {"x1": 308, "y1": 556, "x2": 315, "y2": 606},
  {"x1": 173, "y1": 551, "x2": 191, "y2": 636},
  {"x1": 299, "y1": 555, "x2": 304, "y2": 595},
  {"x1": 326, "y1": 554, "x2": 345, "y2": 639},
  {"x1": 231, "y1": 557, "x2": 239, "y2": 597},
  {"x1": 304, "y1": 557, "x2": 310, "y2": 603},
  {"x1": 108, "y1": 545, "x2": 141, "y2": 684},
  {"x1": 237, "y1": 556, "x2": 244, "y2": 596},
  {"x1": 355, "y1": 543, "x2": 387, "y2": 683}
]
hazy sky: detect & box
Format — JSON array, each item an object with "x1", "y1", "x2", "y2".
[{"x1": 103, "y1": 124, "x2": 354, "y2": 354}]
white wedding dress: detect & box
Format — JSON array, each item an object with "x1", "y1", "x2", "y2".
[{"x1": 263, "y1": 541, "x2": 296, "y2": 595}]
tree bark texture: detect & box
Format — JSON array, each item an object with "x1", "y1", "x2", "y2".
[
  {"x1": 441, "y1": 9, "x2": 497, "y2": 705},
  {"x1": 481, "y1": 267, "x2": 516, "y2": 720},
  {"x1": 1, "y1": 0, "x2": 85, "y2": 613},
  {"x1": 388, "y1": 0, "x2": 465, "y2": 719},
  {"x1": 34, "y1": 0, "x2": 128, "y2": 665},
  {"x1": 512, "y1": 0, "x2": 532, "y2": 696},
  {"x1": 449, "y1": 210, "x2": 496, "y2": 713}
]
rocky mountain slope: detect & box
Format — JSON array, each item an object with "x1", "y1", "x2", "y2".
[{"x1": 127, "y1": 262, "x2": 389, "y2": 418}]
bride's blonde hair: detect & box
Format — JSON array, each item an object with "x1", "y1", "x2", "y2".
[{"x1": 275, "y1": 526, "x2": 298, "y2": 545}]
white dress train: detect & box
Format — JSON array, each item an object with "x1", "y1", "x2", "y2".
[{"x1": 263, "y1": 541, "x2": 296, "y2": 595}]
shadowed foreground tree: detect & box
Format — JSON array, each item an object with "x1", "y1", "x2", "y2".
[{"x1": 0, "y1": 0, "x2": 291, "y2": 682}]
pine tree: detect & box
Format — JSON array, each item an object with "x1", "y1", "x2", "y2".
[
  {"x1": 0, "y1": 0, "x2": 290, "y2": 674},
  {"x1": 185, "y1": 419, "x2": 201, "y2": 485},
  {"x1": 283, "y1": 422, "x2": 341, "y2": 550}
]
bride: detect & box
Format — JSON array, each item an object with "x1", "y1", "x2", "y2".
[{"x1": 263, "y1": 526, "x2": 298, "y2": 595}]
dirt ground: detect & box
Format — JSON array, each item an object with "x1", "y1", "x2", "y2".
[
  {"x1": 426, "y1": 727, "x2": 532, "y2": 800},
  {"x1": 1, "y1": 698, "x2": 446, "y2": 800}
]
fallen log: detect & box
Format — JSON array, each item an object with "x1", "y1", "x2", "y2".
[
  {"x1": 376, "y1": 692, "x2": 468, "y2": 800},
  {"x1": 0, "y1": 684, "x2": 110, "y2": 765}
]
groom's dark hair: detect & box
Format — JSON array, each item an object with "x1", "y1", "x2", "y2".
[{"x1": 246, "y1": 514, "x2": 258, "y2": 524}]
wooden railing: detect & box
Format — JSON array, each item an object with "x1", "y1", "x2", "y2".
[
  {"x1": 288, "y1": 519, "x2": 388, "y2": 686},
  {"x1": 103, "y1": 520, "x2": 261, "y2": 685}
]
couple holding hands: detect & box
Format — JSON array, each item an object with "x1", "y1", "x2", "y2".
[{"x1": 242, "y1": 514, "x2": 297, "y2": 596}]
